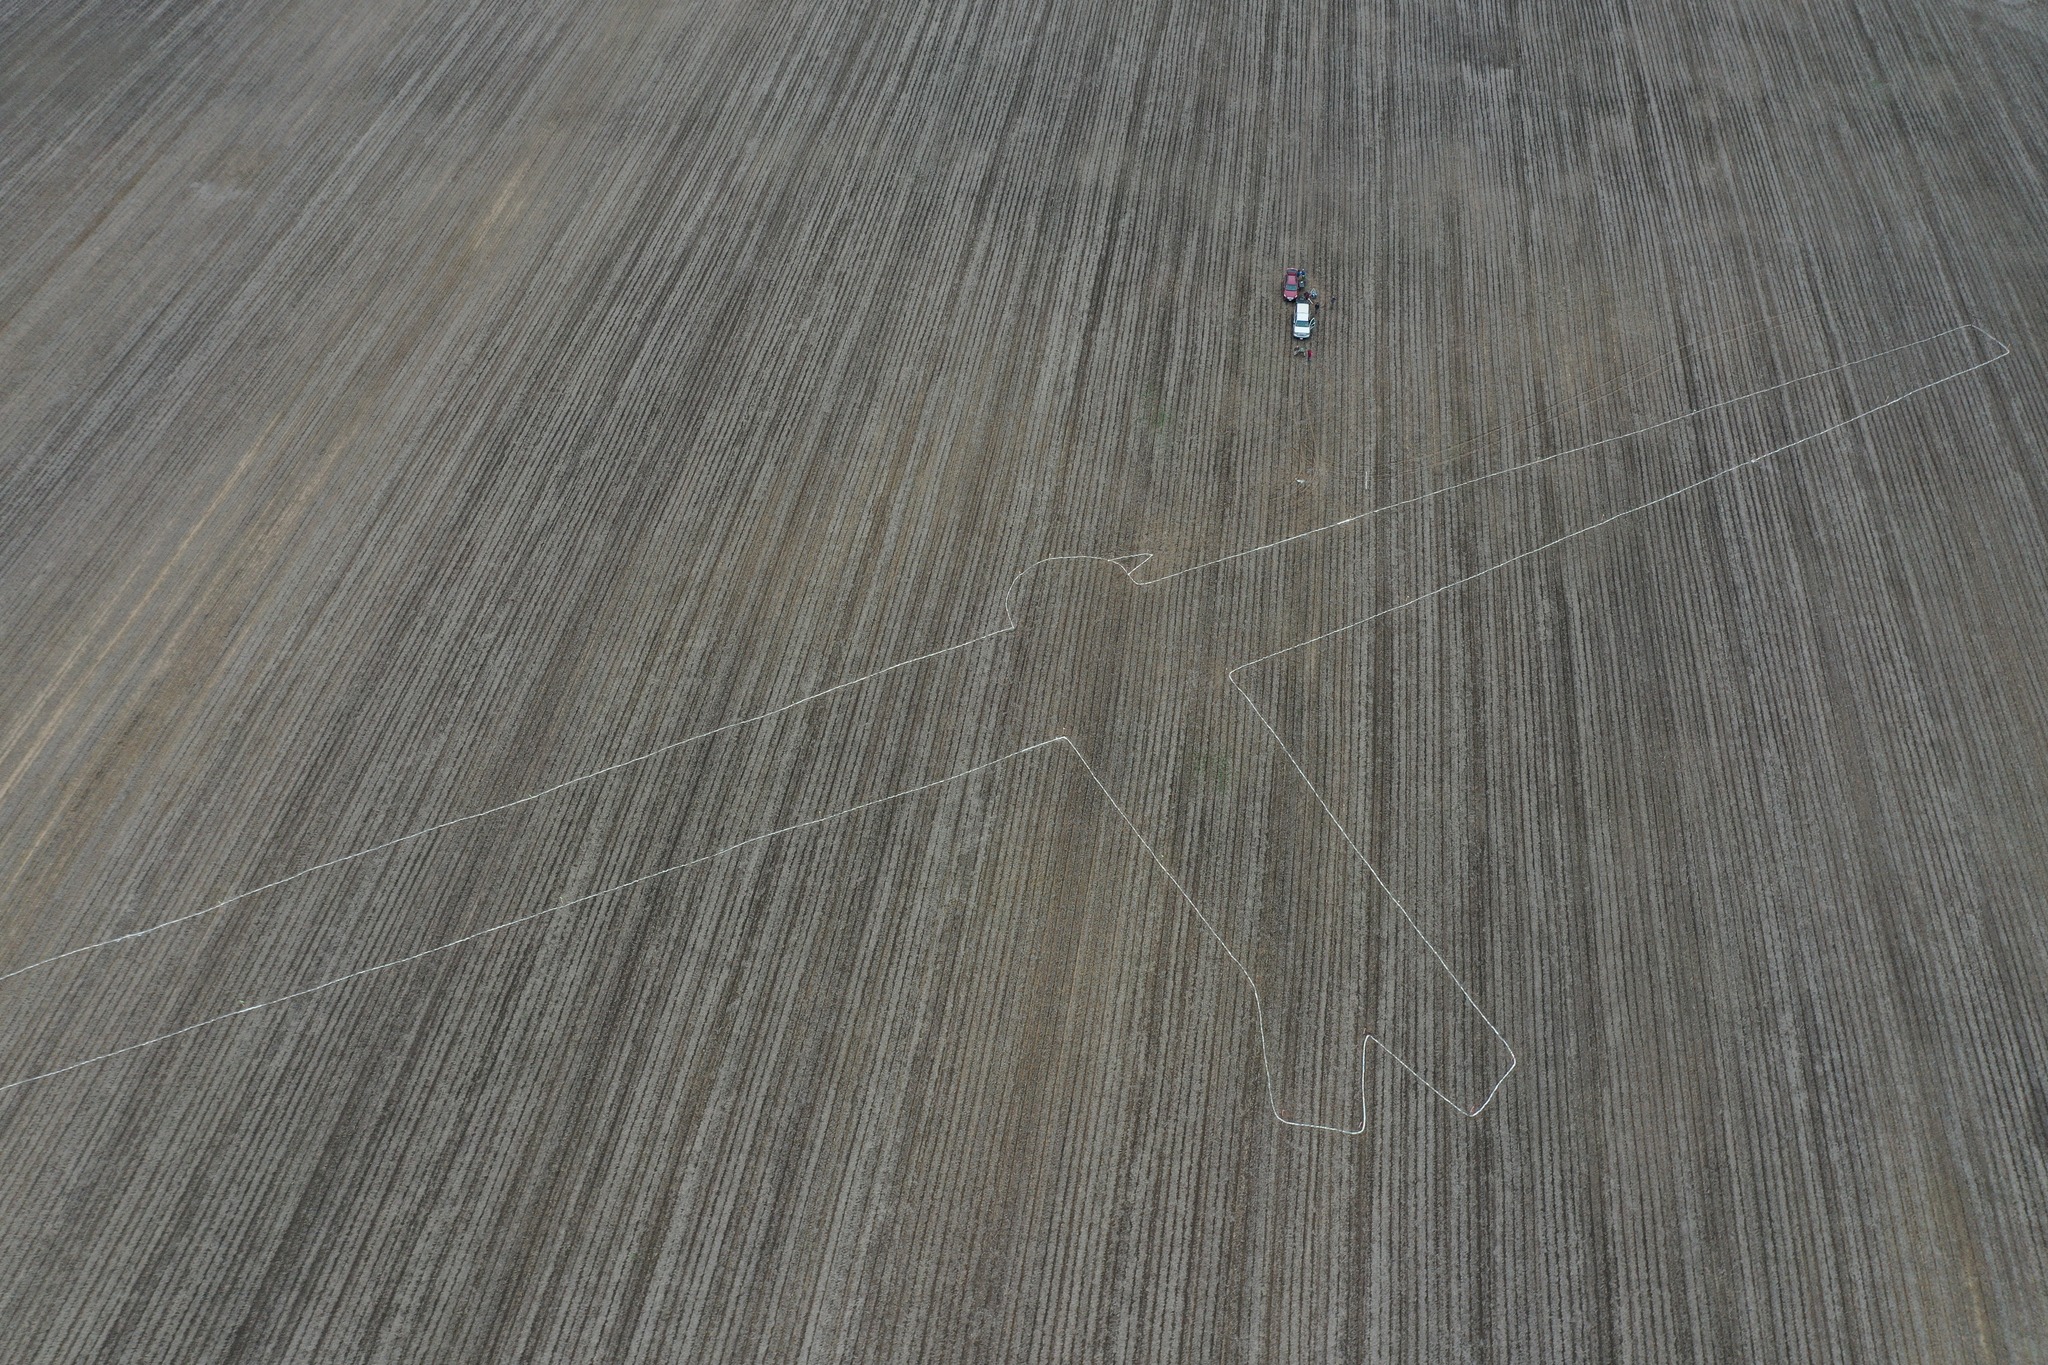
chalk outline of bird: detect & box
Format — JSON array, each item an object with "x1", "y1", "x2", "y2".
[{"x1": 0, "y1": 323, "x2": 2007, "y2": 1133}]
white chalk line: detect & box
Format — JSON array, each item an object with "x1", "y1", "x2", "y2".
[
  {"x1": 1148, "y1": 324, "x2": 2009, "y2": 585},
  {"x1": 0, "y1": 324, "x2": 2005, "y2": 1120},
  {"x1": 5, "y1": 325, "x2": 1990, "y2": 986},
  {"x1": 1058, "y1": 740, "x2": 1510, "y2": 1133},
  {"x1": 1221, "y1": 670, "x2": 1516, "y2": 1130},
  {"x1": 0, "y1": 627, "x2": 1009, "y2": 987},
  {"x1": 1227, "y1": 324, "x2": 2009, "y2": 672},
  {"x1": 0, "y1": 740, "x2": 1071, "y2": 1096},
  {"x1": 0, "y1": 727, "x2": 1490, "y2": 1132},
  {"x1": 1209, "y1": 321, "x2": 2009, "y2": 1127}
]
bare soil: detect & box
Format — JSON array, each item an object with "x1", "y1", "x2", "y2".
[{"x1": 2, "y1": 0, "x2": 2045, "y2": 1358}]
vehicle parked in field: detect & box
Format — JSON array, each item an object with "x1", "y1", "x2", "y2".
[
  {"x1": 1291, "y1": 299, "x2": 1315, "y2": 339},
  {"x1": 1282, "y1": 268, "x2": 1304, "y2": 301}
]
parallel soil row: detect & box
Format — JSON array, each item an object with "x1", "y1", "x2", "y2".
[{"x1": 1, "y1": 0, "x2": 2044, "y2": 1358}]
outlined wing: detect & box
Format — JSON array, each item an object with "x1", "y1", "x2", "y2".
[
  {"x1": 1163, "y1": 325, "x2": 2007, "y2": 663},
  {"x1": 0, "y1": 629, "x2": 1039, "y2": 1093}
]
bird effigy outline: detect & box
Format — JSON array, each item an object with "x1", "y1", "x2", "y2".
[{"x1": 0, "y1": 323, "x2": 2008, "y2": 1132}]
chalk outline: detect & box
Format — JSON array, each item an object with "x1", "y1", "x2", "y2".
[{"x1": 0, "y1": 324, "x2": 2009, "y2": 1131}]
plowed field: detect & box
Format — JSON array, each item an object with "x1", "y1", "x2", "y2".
[{"x1": 2, "y1": 0, "x2": 2045, "y2": 1359}]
